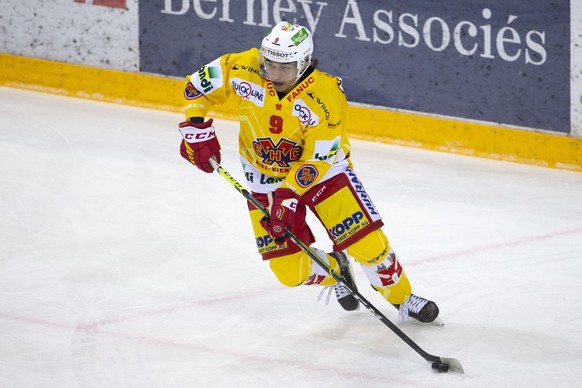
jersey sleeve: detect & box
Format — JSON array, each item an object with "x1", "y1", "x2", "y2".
[{"x1": 183, "y1": 52, "x2": 238, "y2": 120}]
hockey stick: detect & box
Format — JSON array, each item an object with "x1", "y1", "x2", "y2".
[{"x1": 208, "y1": 157, "x2": 464, "y2": 374}]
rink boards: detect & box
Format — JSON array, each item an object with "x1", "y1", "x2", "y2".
[{"x1": 1, "y1": 52, "x2": 579, "y2": 171}]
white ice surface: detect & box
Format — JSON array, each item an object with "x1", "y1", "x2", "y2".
[{"x1": 1, "y1": 87, "x2": 582, "y2": 387}]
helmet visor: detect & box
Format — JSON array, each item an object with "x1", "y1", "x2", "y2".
[{"x1": 259, "y1": 52, "x2": 299, "y2": 83}]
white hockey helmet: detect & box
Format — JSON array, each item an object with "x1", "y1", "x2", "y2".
[{"x1": 259, "y1": 22, "x2": 313, "y2": 81}]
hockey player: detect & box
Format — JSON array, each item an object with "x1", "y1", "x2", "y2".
[{"x1": 178, "y1": 22, "x2": 439, "y2": 323}]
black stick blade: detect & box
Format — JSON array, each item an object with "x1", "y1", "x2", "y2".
[{"x1": 438, "y1": 357, "x2": 464, "y2": 374}]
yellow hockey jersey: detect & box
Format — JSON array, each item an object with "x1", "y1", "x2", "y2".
[{"x1": 183, "y1": 48, "x2": 351, "y2": 196}]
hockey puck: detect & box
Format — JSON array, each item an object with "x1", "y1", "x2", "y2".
[{"x1": 431, "y1": 362, "x2": 450, "y2": 373}]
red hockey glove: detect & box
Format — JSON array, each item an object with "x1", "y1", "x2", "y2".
[
  {"x1": 267, "y1": 188, "x2": 299, "y2": 243},
  {"x1": 179, "y1": 119, "x2": 221, "y2": 173}
]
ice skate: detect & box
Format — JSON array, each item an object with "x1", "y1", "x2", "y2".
[
  {"x1": 329, "y1": 251, "x2": 360, "y2": 311},
  {"x1": 393, "y1": 294, "x2": 440, "y2": 323}
]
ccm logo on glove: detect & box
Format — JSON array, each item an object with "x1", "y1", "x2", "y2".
[
  {"x1": 182, "y1": 129, "x2": 216, "y2": 142},
  {"x1": 178, "y1": 119, "x2": 221, "y2": 173}
]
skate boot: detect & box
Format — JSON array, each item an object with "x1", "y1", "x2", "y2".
[
  {"x1": 329, "y1": 251, "x2": 359, "y2": 311},
  {"x1": 393, "y1": 294, "x2": 439, "y2": 323}
]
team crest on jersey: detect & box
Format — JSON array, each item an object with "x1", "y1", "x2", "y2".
[
  {"x1": 295, "y1": 165, "x2": 318, "y2": 188},
  {"x1": 293, "y1": 99, "x2": 319, "y2": 126},
  {"x1": 184, "y1": 82, "x2": 203, "y2": 100},
  {"x1": 231, "y1": 78, "x2": 265, "y2": 107},
  {"x1": 253, "y1": 137, "x2": 302, "y2": 168}
]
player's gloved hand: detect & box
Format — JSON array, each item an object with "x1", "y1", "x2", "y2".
[
  {"x1": 178, "y1": 119, "x2": 221, "y2": 173},
  {"x1": 266, "y1": 188, "x2": 299, "y2": 244}
]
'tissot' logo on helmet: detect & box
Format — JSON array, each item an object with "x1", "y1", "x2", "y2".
[{"x1": 262, "y1": 47, "x2": 293, "y2": 60}]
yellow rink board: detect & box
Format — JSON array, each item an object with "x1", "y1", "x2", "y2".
[{"x1": 1, "y1": 53, "x2": 580, "y2": 172}]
